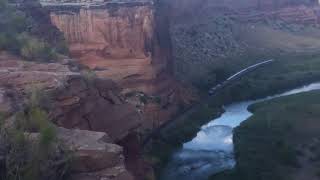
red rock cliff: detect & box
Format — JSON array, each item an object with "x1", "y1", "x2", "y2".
[
  {"x1": 0, "y1": 51, "x2": 135, "y2": 180},
  {"x1": 40, "y1": 0, "x2": 197, "y2": 132},
  {"x1": 42, "y1": 0, "x2": 173, "y2": 95}
]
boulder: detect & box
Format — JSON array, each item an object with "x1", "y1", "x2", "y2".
[
  {"x1": 56, "y1": 127, "x2": 134, "y2": 180},
  {"x1": 23, "y1": 127, "x2": 134, "y2": 180},
  {"x1": 51, "y1": 77, "x2": 142, "y2": 141}
]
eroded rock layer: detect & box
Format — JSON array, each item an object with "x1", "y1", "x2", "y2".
[
  {"x1": 0, "y1": 49, "x2": 195, "y2": 179},
  {"x1": 0, "y1": 52, "x2": 144, "y2": 140},
  {"x1": 43, "y1": 0, "x2": 173, "y2": 95},
  {"x1": 0, "y1": 52, "x2": 136, "y2": 179},
  {"x1": 57, "y1": 127, "x2": 134, "y2": 180},
  {"x1": 40, "y1": 0, "x2": 197, "y2": 133}
]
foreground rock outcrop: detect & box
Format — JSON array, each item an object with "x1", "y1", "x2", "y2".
[
  {"x1": 57, "y1": 127, "x2": 134, "y2": 180},
  {"x1": 51, "y1": 74, "x2": 142, "y2": 141},
  {"x1": 0, "y1": 51, "x2": 137, "y2": 179},
  {"x1": 0, "y1": 49, "x2": 192, "y2": 179},
  {"x1": 0, "y1": 52, "x2": 142, "y2": 141}
]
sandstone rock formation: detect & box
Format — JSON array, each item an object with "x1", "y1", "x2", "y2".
[
  {"x1": 42, "y1": 0, "x2": 172, "y2": 95},
  {"x1": 56, "y1": 127, "x2": 134, "y2": 180},
  {"x1": 51, "y1": 74, "x2": 142, "y2": 141},
  {"x1": 0, "y1": 50, "x2": 194, "y2": 179},
  {"x1": 40, "y1": 0, "x2": 197, "y2": 132},
  {"x1": 0, "y1": 51, "x2": 137, "y2": 179},
  {"x1": 0, "y1": 52, "x2": 142, "y2": 141}
]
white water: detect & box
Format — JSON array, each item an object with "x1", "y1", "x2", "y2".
[{"x1": 161, "y1": 82, "x2": 320, "y2": 180}]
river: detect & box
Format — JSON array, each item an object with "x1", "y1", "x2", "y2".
[{"x1": 160, "y1": 82, "x2": 320, "y2": 180}]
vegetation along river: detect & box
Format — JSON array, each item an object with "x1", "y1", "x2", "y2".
[{"x1": 160, "y1": 82, "x2": 320, "y2": 180}]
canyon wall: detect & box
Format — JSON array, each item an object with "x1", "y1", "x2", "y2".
[
  {"x1": 42, "y1": 0, "x2": 172, "y2": 95},
  {"x1": 30, "y1": 2, "x2": 197, "y2": 178},
  {"x1": 40, "y1": 0, "x2": 197, "y2": 133},
  {"x1": 165, "y1": 0, "x2": 320, "y2": 85}
]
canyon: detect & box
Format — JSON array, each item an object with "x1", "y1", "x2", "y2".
[
  {"x1": 45, "y1": 0, "x2": 168, "y2": 94},
  {"x1": 40, "y1": 0, "x2": 197, "y2": 133},
  {"x1": 1, "y1": 0, "x2": 197, "y2": 179},
  {"x1": 2, "y1": 0, "x2": 320, "y2": 180},
  {"x1": 36, "y1": 0, "x2": 320, "y2": 141}
]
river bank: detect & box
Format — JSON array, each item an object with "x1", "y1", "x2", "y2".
[
  {"x1": 145, "y1": 53, "x2": 320, "y2": 179},
  {"x1": 161, "y1": 82, "x2": 320, "y2": 180},
  {"x1": 211, "y1": 90, "x2": 320, "y2": 180}
]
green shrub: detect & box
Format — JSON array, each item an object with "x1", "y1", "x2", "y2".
[
  {"x1": 0, "y1": 112, "x2": 5, "y2": 128},
  {"x1": 0, "y1": 90, "x2": 70, "y2": 180},
  {"x1": 81, "y1": 69, "x2": 97, "y2": 84},
  {"x1": 25, "y1": 107, "x2": 50, "y2": 132},
  {"x1": 18, "y1": 34, "x2": 58, "y2": 61},
  {"x1": 0, "y1": 0, "x2": 7, "y2": 9},
  {"x1": 39, "y1": 124, "x2": 56, "y2": 148},
  {"x1": 154, "y1": 96, "x2": 162, "y2": 104},
  {"x1": 2, "y1": 125, "x2": 70, "y2": 180},
  {"x1": 8, "y1": 12, "x2": 28, "y2": 33},
  {"x1": 55, "y1": 40, "x2": 69, "y2": 55},
  {"x1": 139, "y1": 95, "x2": 148, "y2": 104},
  {"x1": 0, "y1": 34, "x2": 8, "y2": 49},
  {"x1": 0, "y1": 0, "x2": 64, "y2": 62}
]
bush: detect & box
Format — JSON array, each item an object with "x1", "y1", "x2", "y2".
[
  {"x1": 8, "y1": 11, "x2": 28, "y2": 33},
  {"x1": 0, "y1": 0, "x2": 63, "y2": 62},
  {"x1": 139, "y1": 95, "x2": 148, "y2": 104},
  {"x1": 0, "y1": 0, "x2": 6, "y2": 9},
  {"x1": 18, "y1": 34, "x2": 58, "y2": 62},
  {"x1": 55, "y1": 40, "x2": 69, "y2": 55},
  {"x1": 16, "y1": 87, "x2": 52, "y2": 132},
  {"x1": 0, "y1": 34, "x2": 8, "y2": 49},
  {"x1": 2, "y1": 125, "x2": 70, "y2": 180},
  {"x1": 81, "y1": 69, "x2": 97, "y2": 84},
  {"x1": 0, "y1": 90, "x2": 71, "y2": 180}
]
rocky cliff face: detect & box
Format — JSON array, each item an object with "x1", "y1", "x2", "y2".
[
  {"x1": 57, "y1": 127, "x2": 134, "y2": 180},
  {"x1": 0, "y1": 1, "x2": 196, "y2": 174},
  {"x1": 41, "y1": 0, "x2": 172, "y2": 94},
  {"x1": 40, "y1": 0, "x2": 197, "y2": 133},
  {"x1": 0, "y1": 52, "x2": 142, "y2": 141},
  {"x1": 0, "y1": 51, "x2": 137, "y2": 179}
]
